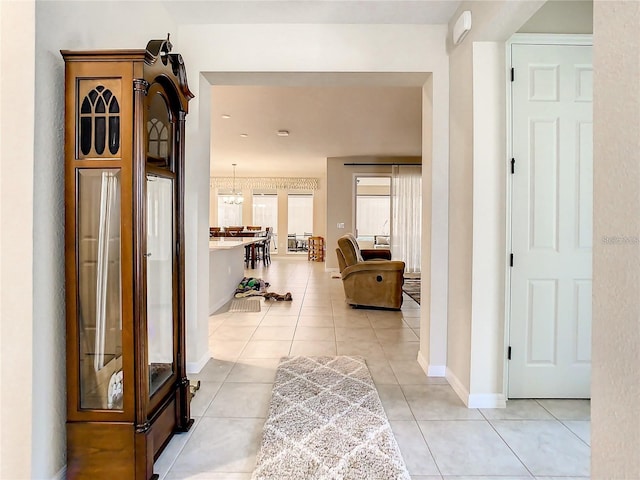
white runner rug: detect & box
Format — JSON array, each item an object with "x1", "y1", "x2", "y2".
[{"x1": 252, "y1": 356, "x2": 410, "y2": 480}]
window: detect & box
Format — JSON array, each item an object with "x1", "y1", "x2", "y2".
[
  {"x1": 217, "y1": 193, "x2": 242, "y2": 226},
  {"x1": 355, "y1": 176, "x2": 391, "y2": 248},
  {"x1": 287, "y1": 193, "x2": 313, "y2": 253},
  {"x1": 252, "y1": 191, "x2": 278, "y2": 251}
]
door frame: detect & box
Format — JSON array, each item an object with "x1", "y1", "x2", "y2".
[{"x1": 503, "y1": 33, "x2": 594, "y2": 399}]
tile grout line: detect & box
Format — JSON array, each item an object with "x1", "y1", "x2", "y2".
[
  {"x1": 156, "y1": 415, "x2": 204, "y2": 480},
  {"x1": 185, "y1": 259, "x2": 590, "y2": 479},
  {"x1": 394, "y1": 376, "x2": 444, "y2": 479},
  {"x1": 484, "y1": 416, "x2": 536, "y2": 479}
]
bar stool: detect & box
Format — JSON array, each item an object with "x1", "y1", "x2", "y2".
[{"x1": 255, "y1": 227, "x2": 272, "y2": 266}]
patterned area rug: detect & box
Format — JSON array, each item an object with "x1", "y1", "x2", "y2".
[
  {"x1": 252, "y1": 356, "x2": 410, "y2": 480},
  {"x1": 402, "y1": 277, "x2": 421, "y2": 305}
]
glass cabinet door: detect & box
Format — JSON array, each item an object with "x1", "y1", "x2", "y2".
[
  {"x1": 146, "y1": 175, "x2": 175, "y2": 397},
  {"x1": 77, "y1": 169, "x2": 124, "y2": 410}
]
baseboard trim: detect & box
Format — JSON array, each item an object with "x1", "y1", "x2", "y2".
[
  {"x1": 52, "y1": 466, "x2": 67, "y2": 480},
  {"x1": 417, "y1": 350, "x2": 446, "y2": 377},
  {"x1": 187, "y1": 351, "x2": 211, "y2": 374},
  {"x1": 209, "y1": 295, "x2": 233, "y2": 316},
  {"x1": 445, "y1": 368, "x2": 507, "y2": 408},
  {"x1": 416, "y1": 350, "x2": 428, "y2": 375},
  {"x1": 467, "y1": 393, "x2": 506, "y2": 409},
  {"x1": 446, "y1": 367, "x2": 471, "y2": 407}
]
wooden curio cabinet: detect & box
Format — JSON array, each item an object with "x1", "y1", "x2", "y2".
[{"x1": 62, "y1": 37, "x2": 194, "y2": 479}]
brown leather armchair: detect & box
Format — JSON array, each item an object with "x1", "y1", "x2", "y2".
[{"x1": 335, "y1": 234, "x2": 405, "y2": 310}]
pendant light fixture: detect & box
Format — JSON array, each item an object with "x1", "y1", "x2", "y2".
[{"x1": 223, "y1": 163, "x2": 244, "y2": 205}]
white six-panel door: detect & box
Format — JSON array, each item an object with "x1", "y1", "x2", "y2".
[{"x1": 508, "y1": 42, "x2": 592, "y2": 398}]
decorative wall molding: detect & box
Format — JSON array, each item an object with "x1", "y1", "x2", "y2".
[{"x1": 210, "y1": 176, "x2": 319, "y2": 191}]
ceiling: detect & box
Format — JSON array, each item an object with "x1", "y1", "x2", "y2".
[
  {"x1": 210, "y1": 84, "x2": 424, "y2": 177},
  {"x1": 166, "y1": 1, "x2": 462, "y2": 178}
]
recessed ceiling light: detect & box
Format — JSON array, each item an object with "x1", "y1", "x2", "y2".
[
  {"x1": 240, "y1": 133, "x2": 248, "y2": 138},
  {"x1": 277, "y1": 130, "x2": 290, "y2": 137},
  {"x1": 221, "y1": 114, "x2": 231, "y2": 119}
]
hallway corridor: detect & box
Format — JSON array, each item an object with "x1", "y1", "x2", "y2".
[{"x1": 156, "y1": 257, "x2": 590, "y2": 479}]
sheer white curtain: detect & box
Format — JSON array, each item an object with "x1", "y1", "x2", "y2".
[
  {"x1": 391, "y1": 165, "x2": 422, "y2": 273},
  {"x1": 95, "y1": 171, "x2": 120, "y2": 371}
]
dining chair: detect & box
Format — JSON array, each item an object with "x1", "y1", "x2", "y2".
[
  {"x1": 287, "y1": 233, "x2": 297, "y2": 251},
  {"x1": 301, "y1": 232, "x2": 313, "y2": 251},
  {"x1": 225, "y1": 226, "x2": 244, "y2": 237}
]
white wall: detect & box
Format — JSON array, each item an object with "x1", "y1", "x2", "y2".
[
  {"x1": 8, "y1": 2, "x2": 640, "y2": 477},
  {"x1": 445, "y1": 1, "x2": 545, "y2": 404},
  {"x1": 178, "y1": 23, "x2": 451, "y2": 375},
  {"x1": 592, "y1": 1, "x2": 640, "y2": 477},
  {"x1": 470, "y1": 42, "x2": 507, "y2": 406},
  {"x1": 182, "y1": 73, "x2": 212, "y2": 371},
  {"x1": 418, "y1": 75, "x2": 449, "y2": 376},
  {"x1": 0, "y1": 2, "x2": 35, "y2": 478},
  {"x1": 446, "y1": 27, "x2": 474, "y2": 394},
  {"x1": 32, "y1": 2, "x2": 177, "y2": 477}
]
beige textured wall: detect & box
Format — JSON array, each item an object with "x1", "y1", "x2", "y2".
[
  {"x1": 592, "y1": 1, "x2": 640, "y2": 477},
  {"x1": 313, "y1": 178, "x2": 327, "y2": 243},
  {"x1": 0, "y1": 1, "x2": 34, "y2": 478},
  {"x1": 34, "y1": 2, "x2": 178, "y2": 476},
  {"x1": 325, "y1": 156, "x2": 421, "y2": 270},
  {"x1": 446, "y1": 36, "x2": 474, "y2": 392},
  {"x1": 470, "y1": 41, "x2": 507, "y2": 400},
  {"x1": 445, "y1": 0, "x2": 545, "y2": 399},
  {"x1": 519, "y1": 0, "x2": 593, "y2": 34}
]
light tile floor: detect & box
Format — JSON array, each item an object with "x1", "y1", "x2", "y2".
[{"x1": 157, "y1": 256, "x2": 591, "y2": 480}]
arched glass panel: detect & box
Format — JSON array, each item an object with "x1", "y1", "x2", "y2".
[
  {"x1": 96, "y1": 97, "x2": 106, "y2": 114},
  {"x1": 95, "y1": 117, "x2": 106, "y2": 154},
  {"x1": 81, "y1": 97, "x2": 92, "y2": 114},
  {"x1": 80, "y1": 117, "x2": 92, "y2": 155},
  {"x1": 146, "y1": 91, "x2": 172, "y2": 169},
  {"x1": 109, "y1": 117, "x2": 120, "y2": 155},
  {"x1": 109, "y1": 97, "x2": 119, "y2": 114},
  {"x1": 78, "y1": 84, "x2": 120, "y2": 158},
  {"x1": 148, "y1": 119, "x2": 169, "y2": 159}
]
